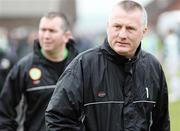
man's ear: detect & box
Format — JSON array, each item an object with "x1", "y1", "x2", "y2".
[
  {"x1": 106, "y1": 22, "x2": 110, "y2": 33},
  {"x1": 143, "y1": 26, "x2": 148, "y2": 35},
  {"x1": 64, "y1": 31, "x2": 73, "y2": 43}
]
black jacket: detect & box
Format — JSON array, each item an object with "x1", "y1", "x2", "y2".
[
  {"x1": 46, "y1": 39, "x2": 170, "y2": 131},
  {"x1": 0, "y1": 39, "x2": 78, "y2": 131}
]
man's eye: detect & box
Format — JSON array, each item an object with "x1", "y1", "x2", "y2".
[
  {"x1": 114, "y1": 25, "x2": 121, "y2": 30},
  {"x1": 41, "y1": 29, "x2": 46, "y2": 32},
  {"x1": 115, "y1": 26, "x2": 120, "y2": 28},
  {"x1": 49, "y1": 29, "x2": 55, "y2": 33},
  {"x1": 127, "y1": 27, "x2": 135, "y2": 31}
]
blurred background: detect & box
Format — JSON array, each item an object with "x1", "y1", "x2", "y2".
[{"x1": 0, "y1": 0, "x2": 180, "y2": 130}]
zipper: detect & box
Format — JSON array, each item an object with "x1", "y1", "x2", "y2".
[
  {"x1": 146, "y1": 87, "x2": 149, "y2": 98},
  {"x1": 149, "y1": 112, "x2": 153, "y2": 131}
]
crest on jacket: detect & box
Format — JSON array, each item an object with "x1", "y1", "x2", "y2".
[{"x1": 29, "y1": 67, "x2": 42, "y2": 81}]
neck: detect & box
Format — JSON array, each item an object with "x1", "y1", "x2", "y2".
[{"x1": 41, "y1": 48, "x2": 68, "y2": 62}]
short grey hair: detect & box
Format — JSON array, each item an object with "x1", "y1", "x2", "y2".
[
  {"x1": 115, "y1": 0, "x2": 148, "y2": 28},
  {"x1": 42, "y1": 12, "x2": 70, "y2": 32}
]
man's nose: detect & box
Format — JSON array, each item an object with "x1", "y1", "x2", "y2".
[
  {"x1": 118, "y1": 27, "x2": 127, "y2": 38},
  {"x1": 44, "y1": 31, "x2": 51, "y2": 38}
]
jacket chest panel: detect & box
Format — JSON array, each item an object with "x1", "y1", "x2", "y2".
[
  {"x1": 89, "y1": 64, "x2": 125, "y2": 101},
  {"x1": 26, "y1": 65, "x2": 59, "y2": 89}
]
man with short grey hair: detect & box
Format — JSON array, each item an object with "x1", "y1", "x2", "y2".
[{"x1": 45, "y1": 1, "x2": 170, "y2": 131}]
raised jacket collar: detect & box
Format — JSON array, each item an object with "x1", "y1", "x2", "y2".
[{"x1": 101, "y1": 38, "x2": 141, "y2": 65}]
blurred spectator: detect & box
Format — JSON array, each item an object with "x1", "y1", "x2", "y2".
[
  {"x1": 0, "y1": 27, "x2": 17, "y2": 91},
  {"x1": 164, "y1": 29, "x2": 180, "y2": 102},
  {"x1": 17, "y1": 31, "x2": 38, "y2": 58},
  {"x1": 8, "y1": 27, "x2": 36, "y2": 60},
  {"x1": 74, "y1": 34, "x2": 95, "y2": 53},
  {"x1": 142, "y1": 28, "x2": 164, "y2": 61}
]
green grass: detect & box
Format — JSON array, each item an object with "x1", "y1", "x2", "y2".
[{"x1": 170, "y1": 100, "x2": 180, "y2": 131}]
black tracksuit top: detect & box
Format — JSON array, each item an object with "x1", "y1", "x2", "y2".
[
  {"x1": 46, "y1": 39, "x2": 170, "y2": 131},
  {"x1": 0, "y1": 39, "x2": 78, "y2": 131}
]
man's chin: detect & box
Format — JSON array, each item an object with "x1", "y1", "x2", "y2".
[
  {"x1": 43, "y1": 48, "x2": 53, "y2": 52},
  {"x1": 115, "y1": 47, "x2": 128, "y2": 52},
  {"x1": 114, "y1": 48, "x2": 128, "y2": 55}
]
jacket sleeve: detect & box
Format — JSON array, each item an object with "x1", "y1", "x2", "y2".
[
  {"x1": 45, "y1": 58, "x2": 85, "y2": 131},
  {"x1": 0, "y1": 64, "x2": 24, "y2": 131},
  {"x1": 151, "y1": 68, "x2": 170, "y2": 131}
]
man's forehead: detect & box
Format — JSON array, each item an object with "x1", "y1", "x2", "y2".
[
  {"x1": 41, "y1": 16, "x2": 61, "y2": 22},
  {"x1": 109, "y1": 6, "x2": 143, "y2": 20}
]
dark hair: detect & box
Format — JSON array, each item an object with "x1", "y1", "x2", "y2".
[{"x1": 43, "y1": 12, "x2": 70, "y2": 32}]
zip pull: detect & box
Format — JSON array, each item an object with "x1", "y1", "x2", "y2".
[
  {"x1": 149, "y1": 112, "x2": 153, "y2": 131},
  {"x1": 146, "y1": 87, "x2": 149, "y2": 98}
]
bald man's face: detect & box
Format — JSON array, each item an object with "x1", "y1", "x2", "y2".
[{"x1": 107, "y1": 6, "x2": 147, "y2": 58}]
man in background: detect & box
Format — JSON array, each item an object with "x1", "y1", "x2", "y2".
[{"x1": 0, "y1": 12, "x2": 78, "y2": 131}]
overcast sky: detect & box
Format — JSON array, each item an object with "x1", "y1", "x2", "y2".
[{"x1": 75, "y1": 0, "x2": 153, "y2": 33}]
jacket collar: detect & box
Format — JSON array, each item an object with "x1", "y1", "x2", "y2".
[
  {"x1": 101, "y1": 38, "x2": 141, "y2": 65},
  {"x1": 33, "y1": 39, "x2": 78, "y2": 65}
]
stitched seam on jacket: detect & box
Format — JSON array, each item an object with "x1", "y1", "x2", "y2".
[
  {"x1": 26, "y1": 85, "x2": 56, "y2": 92},
  {"x1": 84, "y1": 101, "x2": 125, "y2": 106}
]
